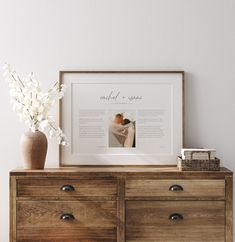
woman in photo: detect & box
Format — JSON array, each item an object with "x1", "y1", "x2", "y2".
[{"x1": 109, "y1": 113, "x2": 135, "y2": 148}]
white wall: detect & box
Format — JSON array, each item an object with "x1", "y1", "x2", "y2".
[{"x1": 0, "y1": 0, "x2": 234, "y2": 241}]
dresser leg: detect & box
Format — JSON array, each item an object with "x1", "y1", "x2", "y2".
[
  {"x1": 225, "y1": 175, "x2": 233, "y2": 242},
  {"x1": 10, "y1": 176, "x2": 17, "y2": 242}
]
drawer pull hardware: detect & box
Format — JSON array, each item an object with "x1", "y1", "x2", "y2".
[
  {"x1": 60, "y1": 213, "x2": 75, "y2": 221},
  {"x1": 60, "y1": 185, "x2": 75, "y2": 192},
  {"x1": 169, "y1": 184, "x2": 183, "y2": 192},
  {"x1": 169, "y1": 213, "x2": 184, "y2": 221}
]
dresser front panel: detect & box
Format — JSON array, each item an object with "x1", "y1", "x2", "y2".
[
  {"x1": 17, "y1": 227, "x2": 117, "y2": 242},
  {"x1": 17, "y1": 179, "x2": 117, "y2": 197},
  {"x1": 17, "y1": 200, "x2": 117, "y2": 242},
  {"x1": 126, "y1": 179, "x2": 225, "y2": 198},
  {"x1": 10, "y1": 167, "x2": 232, "y2": 242},
  {"x1": 126, "y1": 200, "x2": 225, "y2": 242}
]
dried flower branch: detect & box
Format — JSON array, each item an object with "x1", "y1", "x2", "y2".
[{"x1": 3, "y1": 64, "x2": 68, "y2": 146}]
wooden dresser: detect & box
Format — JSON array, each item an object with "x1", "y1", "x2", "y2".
[{"x1": 10, "y1": 166, "x2": 233, "y2": 242}]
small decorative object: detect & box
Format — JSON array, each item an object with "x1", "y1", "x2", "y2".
[
  {"x1": 20, "y1": 130, "x2": 48, "y2": 169},
  {"x1": 178, "y1": 149, "x2": 220, "y2": 171},
  {"x1": 181, "y1": 148, "x2": 216, "y2": 160},
  {"x1": 3, "y1": 64, "x2": 68, "y2": 169},
  {"x1": 60, "y1": 71, "x2": 184, "y2": 166}
]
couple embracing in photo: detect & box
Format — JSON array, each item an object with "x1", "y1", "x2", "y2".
[{"x1": 109, "y1": 113, "x2": 135, "y2": 148}]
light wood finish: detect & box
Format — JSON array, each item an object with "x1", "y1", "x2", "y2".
[
  {"x1": 10, "y1": 166, "x2": 232, "y2": 178},
  {"x1": 126, "y1": 201, "x2": 225, "y2": 242},
  {"x1": 10, "y1": 166, "x2": 233, "y2": 242},
  {"x1": 17, "y1": 201, "x2": 117, "y2": 241},
  {"x1": 17, "y1": 179, "x2": 117, "y2": 197},
  {"x1": 225, "y1": 175, "x2": 233, "y2": 242},
  {"x1": 17, "y1": 228, "x2": 116, "y2": 242},
  {"x1": 17, "y1": 201, "x2": 117, "y2": 227},
  {"x1": 117, "y1": 178, "x2": 125, "y2": 242},
  {"x1": 10, "y1": 176, "x2": 17, "y2": 242},
  {"x1": 126, "y1": 179, "x2": 225, "y2": 198}
]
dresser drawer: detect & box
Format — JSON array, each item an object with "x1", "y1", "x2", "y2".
[
  {"x1": 17, "y1": 179, "x2": 117, "y2": 197},
  {"x1": 17, "y1": 200, "x2": 117, "y2": 242},
  {"x1": 126, "y1": 201, "x2": 225, "y2": 242},
  {"x1": 126, "y1": 179, "x2": 225, "y2": 198}
]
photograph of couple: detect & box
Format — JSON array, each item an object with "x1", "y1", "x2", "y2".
[{"x1": 109, "y1": 111, "x2": 136, "y2": 148}]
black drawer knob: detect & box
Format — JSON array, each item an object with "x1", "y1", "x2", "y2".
[
  {"x1": 60, "y1": 185, "x2": 75, "y2": 192},
  {"x1": 169, "y1": 213, "x2": 184, "y2": 221},
  {"x1": 60, "y1": 213, "x2": 75, "y2": 221},
  {"x1": 169, "y1": 184, "x2": 183, "y2": 192}
]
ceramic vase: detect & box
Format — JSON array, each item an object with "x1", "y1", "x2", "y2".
[{"x1": 20, "y1": 130, "x2": 48, "y2": 169}]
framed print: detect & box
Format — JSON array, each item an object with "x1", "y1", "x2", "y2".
[{"x1": 59, "y1": 71, "x2": 184, "y2": 166}]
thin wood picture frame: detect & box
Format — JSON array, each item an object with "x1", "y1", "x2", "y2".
[{"x1": 59, "y1": 71, "x2": 184, "y2": 167}]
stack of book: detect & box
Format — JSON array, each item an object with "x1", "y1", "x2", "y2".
[{"x1": 178, "y1": 148, "x2": 220, "y2": 171}]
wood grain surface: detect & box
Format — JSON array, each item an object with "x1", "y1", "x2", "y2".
[
  {"x1": 17, "y1": 179, "x2": 117, "y2": 197},
  {"x1": 10, "y1": 166, "x2": 233, "y2": 242},
  {"x1": 126, "y1": 179, "x2": 225, "y2": 198},
  {"x1": 126, "y1": 201, "x2": 225, "y2": 242},
  {"x1": 17, "y1": 201, "x2": 117, "y2": 242}
]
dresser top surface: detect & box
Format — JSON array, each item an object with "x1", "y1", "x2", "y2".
[{"x1": 10, "y1": 166, "x2": 233, "y2": 178}]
